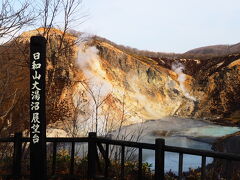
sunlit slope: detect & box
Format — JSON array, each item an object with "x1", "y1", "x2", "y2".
[{"x1": 1, "y1": 28, "x2": 240, "y2": 135}]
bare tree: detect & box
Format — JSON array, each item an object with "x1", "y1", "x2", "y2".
[
  {"x1": 77, "y1": 80, "x2": 111, "y2": 135},
  {"x1": 62, "y1": 79, "x2": 144, "y2": 140},
  {"x1": 0, "y1": 0, "x2": 35, "y2": 136},
  {"x1": 34, "y1": 0, "x2": 86, "y2": 44},
  {"x1": 27, "y1": 0, "x2": 89, "y2": 129},
  {"x1": 58, "y1": 0, "x2": 87, "y2": 50},
  {"x1": 60, "y1": 90, "x2": 91, "y2": 137},
  {"x1": 0, "y1": 0, "x2": 33, "y2": 43},
  {"x1": 0, "y1": 0, "x2": 87, "y2": 136},
  {"x1": 0, "y1": 71, "x2": 18, "y2": 135}
]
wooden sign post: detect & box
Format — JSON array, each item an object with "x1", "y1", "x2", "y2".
[{"x1": 30, "y1": 36, "x2": 47, "y2": 180}]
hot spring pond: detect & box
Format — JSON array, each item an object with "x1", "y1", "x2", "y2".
[{"x1": 111, "y1": 117, "x2": 240, "y2": 173}]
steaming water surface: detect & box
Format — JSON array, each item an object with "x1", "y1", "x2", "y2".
[{"x1": 111, "y1": 117, "x2": 239, "y2": 173}]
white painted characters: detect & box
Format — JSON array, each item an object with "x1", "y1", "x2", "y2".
[
  {"x1": 33, "y1": 52, "x2": 40, "y2": 60},
  {"x1": 31, "y1": 51, "x2": 42, "y2": 144}
]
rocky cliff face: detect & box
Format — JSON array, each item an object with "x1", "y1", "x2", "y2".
[
  {"x1": 0, "y1": 28, "x2": 239, "y2": 136},
  {"x1": 88, "y1": 40, "x2": 197, "y2": 120},
  {"x1": 87, "y1": 38, "x2": 240, "y2": 125},
  {"x1": 194, "y1": 55, "x2": 240, "y2": 124}
]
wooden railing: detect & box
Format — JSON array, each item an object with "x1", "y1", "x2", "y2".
[{"x1": 0, "y1": 132, "x2": 240, "y2": 179}]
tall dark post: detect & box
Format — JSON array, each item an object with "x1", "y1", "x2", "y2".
[
  {"x1": 30, "y1": 36, "x2": 47, "y2": 180},
  {"x1": 155, "y1": 138, "x2": 165, "y2": 180},
  {"x1": 88, "y1": 132, "x2": 97, "y2": 179},
  {"x1": 12, "y1": 133, "x2": 22, "y2": 179}
]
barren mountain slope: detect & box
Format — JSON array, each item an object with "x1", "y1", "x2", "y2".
[{"x1": 1, "y1": 28, "x2": 240, "y2": 136}]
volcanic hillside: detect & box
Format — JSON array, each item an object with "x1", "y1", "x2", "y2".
[{"x1": 0, "y1": 28, "x2": 240, "y2": 136}]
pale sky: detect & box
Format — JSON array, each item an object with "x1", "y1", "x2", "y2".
[{"x1": 80, "y1": 0, "x2": 240, "y2": 53}]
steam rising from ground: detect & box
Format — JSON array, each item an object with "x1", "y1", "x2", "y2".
[
  {"x1": 74, "y1": 44, "x2": 198, "y2": 135},
  {"x1": 75, "y1": 44, "x2": 113, "y2": 134},
  {"x1": 171, "y1": 63, "x2": 196, "y2": 101},
  {"x1": 77, "y1": 44, "x2": 112, "y2": 96}
]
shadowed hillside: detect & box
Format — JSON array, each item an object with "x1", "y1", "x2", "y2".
[{"x1": 184, "y1": 43, "x2": 240, "y2": 58}]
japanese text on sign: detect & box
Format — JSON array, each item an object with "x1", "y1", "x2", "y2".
[{"x1": 30, "y1": 52, "x2": 41, "y2": 144}]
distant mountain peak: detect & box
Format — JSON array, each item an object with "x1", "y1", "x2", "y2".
[{"x1": 184, "y1": 43, "x2": 240, "y2": 57}]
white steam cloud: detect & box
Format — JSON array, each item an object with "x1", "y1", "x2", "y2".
[
  {"x1": 77, "y1": 44, "x2": 112, "y2": 97},
  {"x1": 76, "y1": 44, "x2": 113, "y2": 134},
  {"x1": 171, "y1": 63, "x2": 196, "y2": 101}
]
